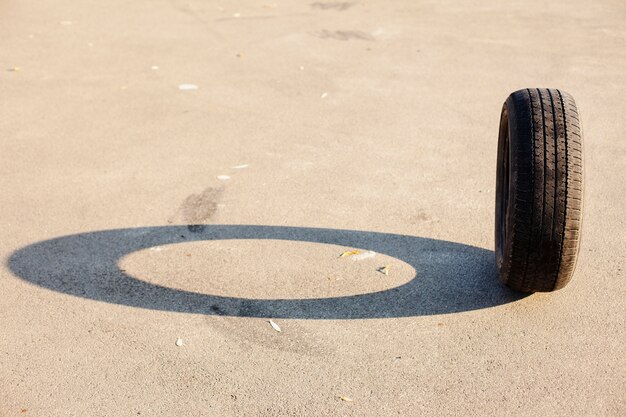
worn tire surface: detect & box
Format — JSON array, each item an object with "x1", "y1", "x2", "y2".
[{"x1": 495, "y1": 88, "x2": 583, "y2": 292}]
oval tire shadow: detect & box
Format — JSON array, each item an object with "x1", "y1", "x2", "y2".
[{"x1": 7, "y1": 225, "x2": 526, "y2": 319}]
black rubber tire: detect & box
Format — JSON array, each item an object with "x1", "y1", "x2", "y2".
[{"x1": 495, "y1": 88, "x2": 583, "y2": 293}]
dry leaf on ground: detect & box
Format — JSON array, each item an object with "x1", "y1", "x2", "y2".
[
  {"x1": 351, "y1": 250, "x2": 376, "y2": 261},
  {"x1": 377, "y1": 265, "x2": 390, "y2": 275},
  {"x1": 340, "y1": 250, "x2": 361, "y2": 258}
]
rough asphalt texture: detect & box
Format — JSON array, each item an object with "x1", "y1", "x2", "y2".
[{"x1": 1, "y1": 0, "x2": 625, "y2": 416}]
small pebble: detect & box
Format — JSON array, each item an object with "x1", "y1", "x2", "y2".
[
  {"x1": 175, "y1": 338, "x2": 184, "y2": 346},
  {"x1": 320, "y1": 92, "x2": 328, "y2": 99}
]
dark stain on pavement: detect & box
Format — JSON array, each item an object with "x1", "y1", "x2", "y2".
[
  {"x1": 179, "y1": 187, "x2": 223, "y2": 232},
  {"x1": 311, "y1": 2, "x2": 355, "y2": 11},
  {"x1": 312, "y1": 30, "x2": 374, "y2": 41}
]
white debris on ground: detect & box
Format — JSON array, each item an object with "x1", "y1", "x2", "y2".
[
  {"x1": 217, "y1": 175, "x2": 230, "y2": 180},
  {"x1": 175, "y1": 338, "x2": 184, "y2": 346},
  {"x1": 178, "y1": 84, "x2": 198, "y2": 90},
  {"x1": 269, "y1": 320, "x2": 281, "y2": 332}
]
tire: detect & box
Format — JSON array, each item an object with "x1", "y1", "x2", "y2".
[{"x1": 495, "y1": 88, "x2": 583, "y2": 293}]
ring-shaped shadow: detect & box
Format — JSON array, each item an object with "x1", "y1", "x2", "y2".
[{"x1": 7, "y1": 225, "x2": 526, "y2": 319}]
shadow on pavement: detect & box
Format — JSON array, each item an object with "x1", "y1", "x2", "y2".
[{"x1": 7, "y1": 225, "x2": 526, "y2": 319}]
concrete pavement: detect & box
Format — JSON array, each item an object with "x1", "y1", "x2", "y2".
[{"x1": 1, "y1": 0, "x2": 625, "y2": 415}]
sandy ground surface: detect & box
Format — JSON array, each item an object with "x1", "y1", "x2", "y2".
[{"x1": 1, "y1": 0, "x2": 625, "y2": 415}]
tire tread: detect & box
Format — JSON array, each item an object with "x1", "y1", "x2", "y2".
[{"x1": 496, "y1": 88, "x2": 583, "y2": 292}]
